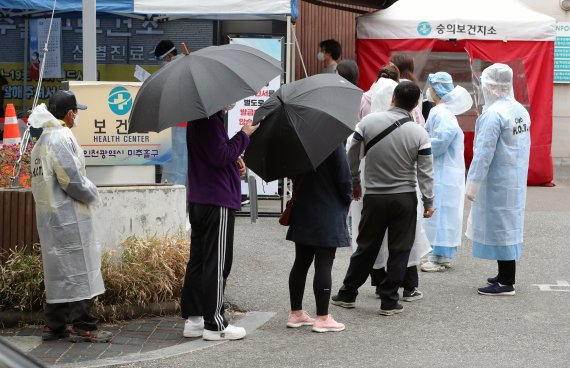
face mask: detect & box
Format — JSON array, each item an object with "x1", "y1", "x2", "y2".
[
  {"x1": 317, "y1": 51, "x2": 325, "y2": 62},
  {"x1": 72, "y1": 112, "x2": 79, "y2": 127}
]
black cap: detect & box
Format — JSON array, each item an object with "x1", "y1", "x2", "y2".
[
  {"x1": 48, "y1": 90, "x2": 87, "y2": 117},
  {"x1": 153, "y1": 40, "x2": 176, "y2": 59}
]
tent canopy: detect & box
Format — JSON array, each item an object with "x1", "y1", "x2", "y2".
[
  {"x1": 358, "y1": 0, "x2": 556, "y2": 41},
  {"x1": 355, "y1": 0, "x2": 556, "y2": 185},
  {"x1": 0, "y1": 0, "x2": 297, "y2": 18}
]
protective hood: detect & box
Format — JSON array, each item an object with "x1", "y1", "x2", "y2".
[
  {"x1": 481, "y1": 63, "x2": 514, "y2": 107},
  {"x1": 427, "y1": 72, "x2": 454, "y2": 98},
  {"x1": 370, "y1": 78, "x2": 398, "y2": 113},
  {"x1": 28, "y1": 103, "x2": 62, "y2": 129}
]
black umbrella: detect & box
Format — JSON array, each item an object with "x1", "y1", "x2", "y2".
[
  {"x1": 128, "y1": 44, "x2": 282, "y2": 133},
  {"x1": 244, "y1": 74, "x2": 362, "y2": 182}
]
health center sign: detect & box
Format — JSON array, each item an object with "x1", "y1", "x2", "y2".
[
  {"x1": 69, "y1": 81, "x2": 171, "y2": 165},
  {"x1": 228, "y1": 37, "x2": 282, "y2": 196}
]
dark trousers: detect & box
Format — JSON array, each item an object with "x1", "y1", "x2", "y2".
[
  {"x1": 181, "y1": 204, "x2": 235, "y2": 331},
  {"x1": 497, "y1": 260, "x2": 516, "y2": 285},
  {"x1": 371, "y1": 265, "x2": 419, "y2": 292},
  {"x1": 339, "y1": 193, "x2": 417, "y2": 308},
  {"x1": 45, "y1": 299, "x2": 98, "y2": 331},
  {"x1": 289, "y1": 244, "x2": 337, "y2": 316}
]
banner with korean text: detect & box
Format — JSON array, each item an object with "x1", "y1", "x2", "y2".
[
  {"x1": 69, "y1": 81, "x2": 171, "y2": 166},
  {"x1": 228, "y1": 37, "x2": 282, "y2": 196}
]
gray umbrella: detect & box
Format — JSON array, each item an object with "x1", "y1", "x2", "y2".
[
  {"x1": 128, "y1": 44, "x2": 282, "y2": 133},
  {"x1": 244, "y1": 74, "x2": 363, "y2": 182}
]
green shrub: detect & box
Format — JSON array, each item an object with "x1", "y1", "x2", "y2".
[{"x1": 0, "y1": 233, "x2": 190, "y2": 318}]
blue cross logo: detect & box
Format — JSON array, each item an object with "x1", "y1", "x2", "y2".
[
  {"x1": 417, "y1": 22, "x2": 432, "y2": 36},
  {"x1": 108, "y1": 86, "x2": 132, "y2": 116}
]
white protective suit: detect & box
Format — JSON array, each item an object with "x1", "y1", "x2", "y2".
[
  {"x1": 29, "y1": 104, "x2": 105, "y2": 303},
  {"x1": 465, "y1": 64, "x2": 531, "y2": 260},
  {"x1": 348, "y1": 78, "x2": 431, "y2": 268},
  {"x1": 423, "y1": 74, "x2": 472, "y2": 249}
]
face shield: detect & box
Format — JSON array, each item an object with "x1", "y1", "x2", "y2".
[
  {"x1": 481, "y1": 63, "x2": 514, "y2": 108},
  {"x1": 426, "y1": 72, "x2": 473, "y2": 115}
]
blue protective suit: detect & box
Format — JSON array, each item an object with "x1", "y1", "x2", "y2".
[
  {"x1": 423, "y1": 104, "x2": 465, "y2": 248},
  {"x1": 466, "y1": 98, "x2": 531, "y2": 260},
  {"x1": 161, "y1": 125, "x2": 188, "y2": 185}
]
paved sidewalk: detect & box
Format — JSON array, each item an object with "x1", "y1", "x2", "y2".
[{"x1": 1, "y1": 316, "x2": 195, "y2": 365}]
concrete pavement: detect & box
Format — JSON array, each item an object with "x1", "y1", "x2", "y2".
[{"x1": 118, "y1": 166, "x2": 570, "y2": 368}]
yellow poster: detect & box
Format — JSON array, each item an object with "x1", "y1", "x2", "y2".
[{"x1": 68, "y1": 81, "x2": 171, "y2": 166}]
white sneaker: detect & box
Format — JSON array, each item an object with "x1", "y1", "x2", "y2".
[
  {"x1": 202, "y1": 324, "x2": 246, "y2": 341},
  {"x1": 420, "y1": 261, "x2": 450, "y2": 272},
  {"x1": 183, "y1": 317, "x2": 204, "y2": 338}
]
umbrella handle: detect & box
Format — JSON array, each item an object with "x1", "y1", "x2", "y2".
[{"x1": 181, "y1": 42, "x2": 190, "y2": 56}]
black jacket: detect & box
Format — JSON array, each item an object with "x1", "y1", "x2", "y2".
[{"x1": 286, "y1": 145, "x2": 352, "y2": 247}]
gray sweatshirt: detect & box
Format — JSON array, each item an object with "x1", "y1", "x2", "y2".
[{"x1": 348, "y1": 106, "x2": 435, "y2": 208}]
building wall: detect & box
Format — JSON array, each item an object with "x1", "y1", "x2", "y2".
[
  {"x1": 520, "y1": 1, "x2": 570, "y2": 164},
  {"x1": 294, "y1": 2, "x2": 371, "y2": 78}
]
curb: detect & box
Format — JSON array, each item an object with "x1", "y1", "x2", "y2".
[
  {"x1": 52, "y1": 311, "x2": 275, "y2": 368},
  {"x1": 0, "y1": 302, "x2": 179, "y2": 329}
]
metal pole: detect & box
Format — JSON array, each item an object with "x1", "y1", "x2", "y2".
[
  {"x1": 22, "y1": 16, "x2": 29, "y2": 116},
  {"x1": 282, "y1": 16, "x2": 293, "y2": 212},
  {"x1": 82, "y1": 0, "x2": 97, "y2": 81}
]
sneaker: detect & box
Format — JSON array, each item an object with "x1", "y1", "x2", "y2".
[
  {"x1": 287, "y1": 311, "x2": 315, "y2": 328},
  {"x1": 487, "y1": 276, "x2": 499, "y2": 285},
  {"x1": 477, "y1": 284, "x2": 515, "y2": 296},
  {"x1": 68, "y1": 328, "x2": 112, "y2": 343},
  {"x1": 402, "y1": 288, "x2": 423, "y2": 302},
  {"x1": 378, "y1": 303, "x2": 404, "y2": 316},
  {"x1": 183, "y1": 317, "x2": 204, "y2": 337},
  {"x1": 331, "y1": 294, "x2": 356, "y2": 309},
  {"x1": 42, "y1": 326, "x2": 69, "y2": 341},
  {"x1": 312, "y1": 315, "x2": 345, "y2": 333},
  {"x1": 202, "y1": 324, "x2": 246, "y2": 341},
  {"x1": 420, "y1": 261, "x2": 450, "y2": 272}
]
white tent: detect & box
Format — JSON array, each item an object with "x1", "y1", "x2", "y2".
[
  {"x1": 355, "y1": 0, "x2": 556, "y2": 185},
  {"x1": 357, "y1": 0, "x2": 555, "y2": 41}
]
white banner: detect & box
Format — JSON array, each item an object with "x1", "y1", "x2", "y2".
[
  {"x1": 30, "y1": 18, "x2": 62, "y2": 79},
  {"x1": 228, "y1": 37, "x2": 282, "y2": 196},
  {"x1": 357, "y1": 0, "x2": 556, "y2": 42},
  {"x1": 134, "y1": 0, "x2": 291, "y2": 16}
]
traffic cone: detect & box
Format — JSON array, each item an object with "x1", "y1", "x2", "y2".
[{"x1": 2, "y1": 104, "x2": 20, "y2": 146}]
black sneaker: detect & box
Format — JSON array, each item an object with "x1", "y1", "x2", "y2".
[
  {"x1": 402, "y1": 288, "x2": 423, "y2": 302},
  {"x1": 477, "y1": 284, "x2": 515, "y2": 296},
  {"x1": 331, "y1": 294, "x2": 356, "y2": 309},
  {"x1": 487, "y1": 276, "x2": 499, "y2": 285},
  {"x1": 378, "y1": 303, "x2": 404, "y2": 316},
  {"x1": 42, "y1": 325, "x2": 70, "y2": 341}
]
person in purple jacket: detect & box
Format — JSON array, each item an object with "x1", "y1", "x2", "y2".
[{"x1": 180, "y1": 110, "x2": 258, "y2": 341}]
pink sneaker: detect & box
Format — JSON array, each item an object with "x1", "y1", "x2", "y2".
[
  {"x1": 287, "y1": 311, "x2": 315, "y2": 328},
  {"x1": 312, "y1": 314, "x2": 345, "y2": 333}
]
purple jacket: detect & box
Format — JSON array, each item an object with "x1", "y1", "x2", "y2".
[{"x1": 186, "y1": 112, "x2": 250, "y2": 210}]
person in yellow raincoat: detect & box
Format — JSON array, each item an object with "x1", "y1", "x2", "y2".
[{"x1": 29, "y1": 91, "x2": 112, "y2": 343}]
